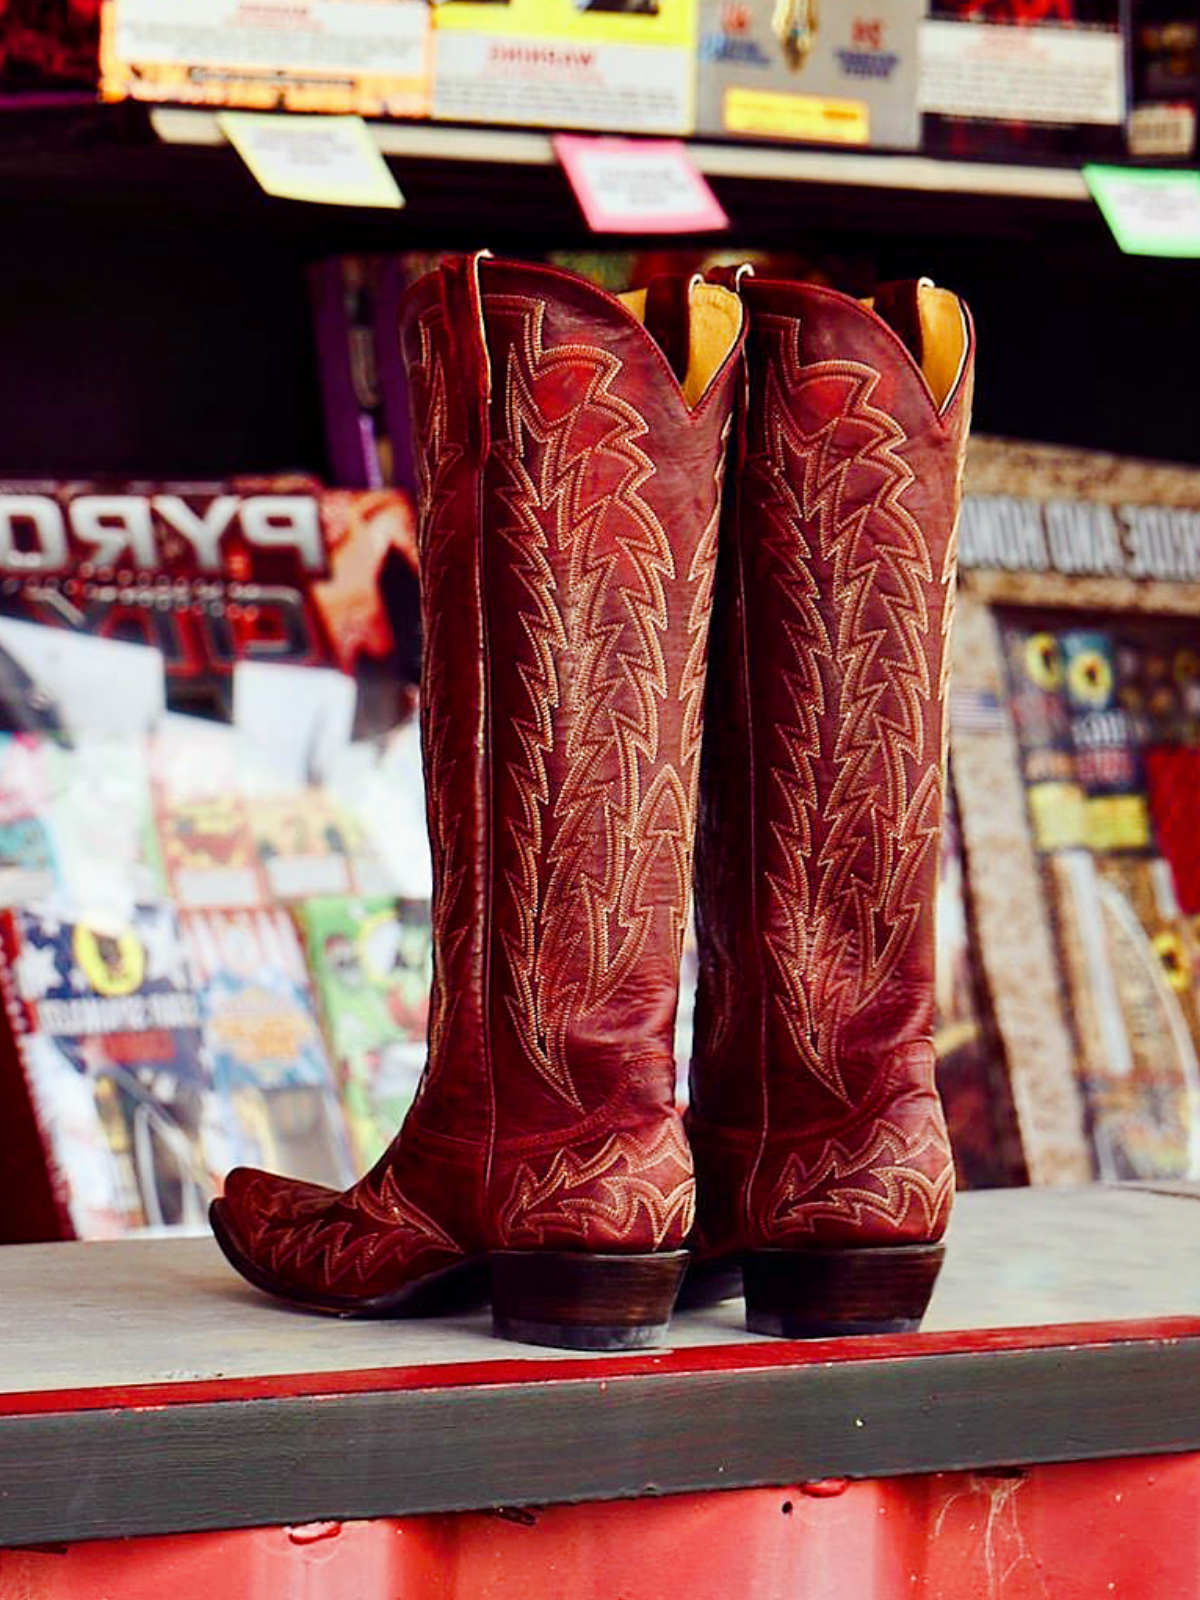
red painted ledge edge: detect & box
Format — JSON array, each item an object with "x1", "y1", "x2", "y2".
[{"x1": 2, "y1": 1316, "x2": 1199, "y2": 1419}]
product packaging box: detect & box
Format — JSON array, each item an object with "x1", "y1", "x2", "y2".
[
  {"x1": 694, "y1": 0, "x2": 921, "y2": 149},
  {"x1": 919, "y1": 0, "x2": 1126, "y2": 162},
  {"x1": 100, "y1": 0, "x2": 431, "y2": 118},
  {"x1": 432, "y1": 0, "x2": 697, "y2": 134}
]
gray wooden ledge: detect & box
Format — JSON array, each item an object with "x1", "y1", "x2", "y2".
[{"x1": 1, "y1": 1184, "x2": 1198, "y2": 1545}]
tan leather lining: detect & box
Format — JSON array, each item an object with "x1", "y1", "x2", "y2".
[
  {"x1": 620, "y1": 283, "x2": 744, "y2": 407},
  {"x1": 862, "y1": 282, "x2": 969, "y2": 412},
  {"x1": 916, "y1": 283, "x2": 969, "y2": 411}
]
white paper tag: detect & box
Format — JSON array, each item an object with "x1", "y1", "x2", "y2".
[
  {"x1": 218, "y1": 113, "x2": 404, "y2": 209},
  {"x1": 919, "y1": 19, "x2": 1125, "y2": 126}
]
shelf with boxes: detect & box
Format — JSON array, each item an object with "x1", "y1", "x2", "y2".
[{"x1": 7, "y1": 0, "x2": 1195, "y2": 163}]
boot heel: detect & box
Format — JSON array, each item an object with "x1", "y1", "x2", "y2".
[
  {"x1": 742, "y1": 1244, "x2": 944, "y2": 1338},
  {"x1": 491, "y1": 1251, "x2": 689, "y2": 1351}
]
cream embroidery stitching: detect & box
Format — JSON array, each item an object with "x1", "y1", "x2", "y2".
[
  {"x1": 499, "y1": 1121, "x2": 695, "y2": 1248},
  {"x1": 244, "y1": 1166, "x2": 462, "y2": 1289},
  {"x1": 488, "y1": 294, "x2": 718, "y2": 1105},
  {"x1": 410, "y1": 307, "x2": 472, "y2": 1083},
  {"x1": 765, "y1": 1117, "x2": 954, "y2": 1237},
  {"x1": 754, "y1": 318, "x2": 945, "y2": 1102}
]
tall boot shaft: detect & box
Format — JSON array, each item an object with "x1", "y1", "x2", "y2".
[
  {"x1": 690, "y1": 277, "x2": 974, "y2": 1254},
  {"x1": 402, "y1": 257, "x2": 745, "y2": 1248}
]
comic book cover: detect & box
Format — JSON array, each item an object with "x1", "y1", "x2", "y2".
[
  {"x1": 249, "y1": 790, "x2": 353, "y2": 902},
  {"x1": 0, "y1": 479, "x2": 424, "y2": 1234},
  {"x1": 46, "y1": 738, "x2": 164, "y2": 915},
  {"x1": 150, "y1": 721, "x2": 266, "y2": 910},
  {"x1": 1059, "y1": 627, "x2": 1151, "y2": 853},
  {"x1": 183, "y1": 906, "x2": 354, "y2": 1189},
  {"x1": 323, "y1": 715, "x2": 430, "y2": 899},
  {"x1": 1127, "y1": 0, "x2": 1198, "y2": 159},
  {"x1": 0, "y1": 735, "x2": 58, "y2": 908},
  {"x1": 299, "y1": 895, "x2": 431, "y2": 1169},
  {"x1": 999, "y1": 624, "x2": 1088, "y2": 853},
  {"x1": 1, "y1": 901, "x2": 211, "y2": 1238}
]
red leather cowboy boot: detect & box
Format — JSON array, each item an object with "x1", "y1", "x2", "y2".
[
  {"x1": 211, "y1": 254, "x2": 745, "y2": 1349},
  {"x1": 687, "y1": 274, "x2": 975, "y2": 1336}
]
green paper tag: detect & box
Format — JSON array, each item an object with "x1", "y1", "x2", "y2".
[{"x1": 1084, "y1": 165, "x2": 1200, "y2": 258}]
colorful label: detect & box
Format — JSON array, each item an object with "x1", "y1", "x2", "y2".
[
  {"x1": 250, "y1": 791, "x2": 353, "y2": 901},
  {"x1": 433, "y1": 0, "x2": 697, "y2": 134},
  {"x1": 919, "y1": 17, "x2": 1125, "y2": 124},
  {"x1": 151, "y1": 725, "x2": 266, "y2": 909},
  {"x1": 300, "y1": 895, "x2": 431, "y2": 1169},
  {"x1": 101, "y1": 0, "x2": 432, "y2": 117},
  {"x1": 1001, "y1": 625, "x2": 1088, "y2": 852},
  {"x1": 696, "y1": 0, "x2": 919, "y2": 147},
  {"x1": 184, "y1": 906, "x2": 354, "y2": 1187}
]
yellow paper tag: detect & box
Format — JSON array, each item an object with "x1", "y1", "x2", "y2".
[
  {"x1": 1085, "y1": 794, "x2": 1151, "y2": 853},
  {"x1": 723, "y1": 87, "x2": 869, "y2": 145},
  {"x1": 1028, "y1": 781, "x2": 1088, "y2": 852},
  {"x1": 217, "y1": 113, "x2": 404, "y2": 210}
]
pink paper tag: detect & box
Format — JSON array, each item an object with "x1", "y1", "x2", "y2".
[{"x1": 554, "y1": 135, "x2": 729, "y2": 235}]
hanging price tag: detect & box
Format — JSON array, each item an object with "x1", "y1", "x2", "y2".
[
  {"x1": 218, "y1": 113, "x2": 405, "y2": 210},
  {"x1": 554, "y1": 135, "x2": 729, "y2": 235},
  {"x1": 1084, "y1": 165, "x2": 1200, "y2": 258}
]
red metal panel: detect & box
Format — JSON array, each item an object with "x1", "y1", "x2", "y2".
[{"x1": 3, "y1": 1457, "x2": 1197, "y2": 1600}]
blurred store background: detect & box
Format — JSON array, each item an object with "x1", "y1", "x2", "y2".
[{"x1": 0, "y1": 0, "x2": 1198, "y2": 1241}]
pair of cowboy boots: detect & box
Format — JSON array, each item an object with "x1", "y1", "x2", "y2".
[{"x1": 211, "y1": 253, "x2": 975, "y2": 1352}]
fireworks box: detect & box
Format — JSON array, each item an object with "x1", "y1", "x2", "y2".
[
  {"x1": 919, "y1": 0, "x2": 1127, "y2": 162},
  {"x1": 99, "y1": 0, "x2": 431, "y2": 118},
  {"x1": 0, "y1": 478, "x2": 430, "y2": 1242},
  {"x1": 950, "y1": 436, "x2": 1200, "y2": 1189},
  {"x1": 694, "y1": 0, "x2": 922, "y2": 149},
  {"x1": 431, "y1": 0, "x2": 697, "y2": 135}
]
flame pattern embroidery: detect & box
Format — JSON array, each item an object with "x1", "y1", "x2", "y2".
[
  {"x1": 499, "y1": 1121, "x2": 695, "y2": 1248},
  {"x1": 753, "y1": 320, "x2": 949, "y2": 1105},
  {"x1": 765, "y1": 1118, "x2": 954, "y2": 1239},
  {"x1": 490, "y1": 295, "x2": 717, "y2": 1108},
  {"x1": 231, "y1": 1162, "x2": 463, "y2": 1292},
  {"x1": 409, "y1": 307, "x2": 474, "y2": 1085}
]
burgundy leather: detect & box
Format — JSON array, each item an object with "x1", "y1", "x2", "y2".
[
  {"x1": 688, "y1": 278, "x2": 975, "y2": 1256},
  {"x1": 215, "y1": 256, "x2": 744, "y2": 1303}
]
